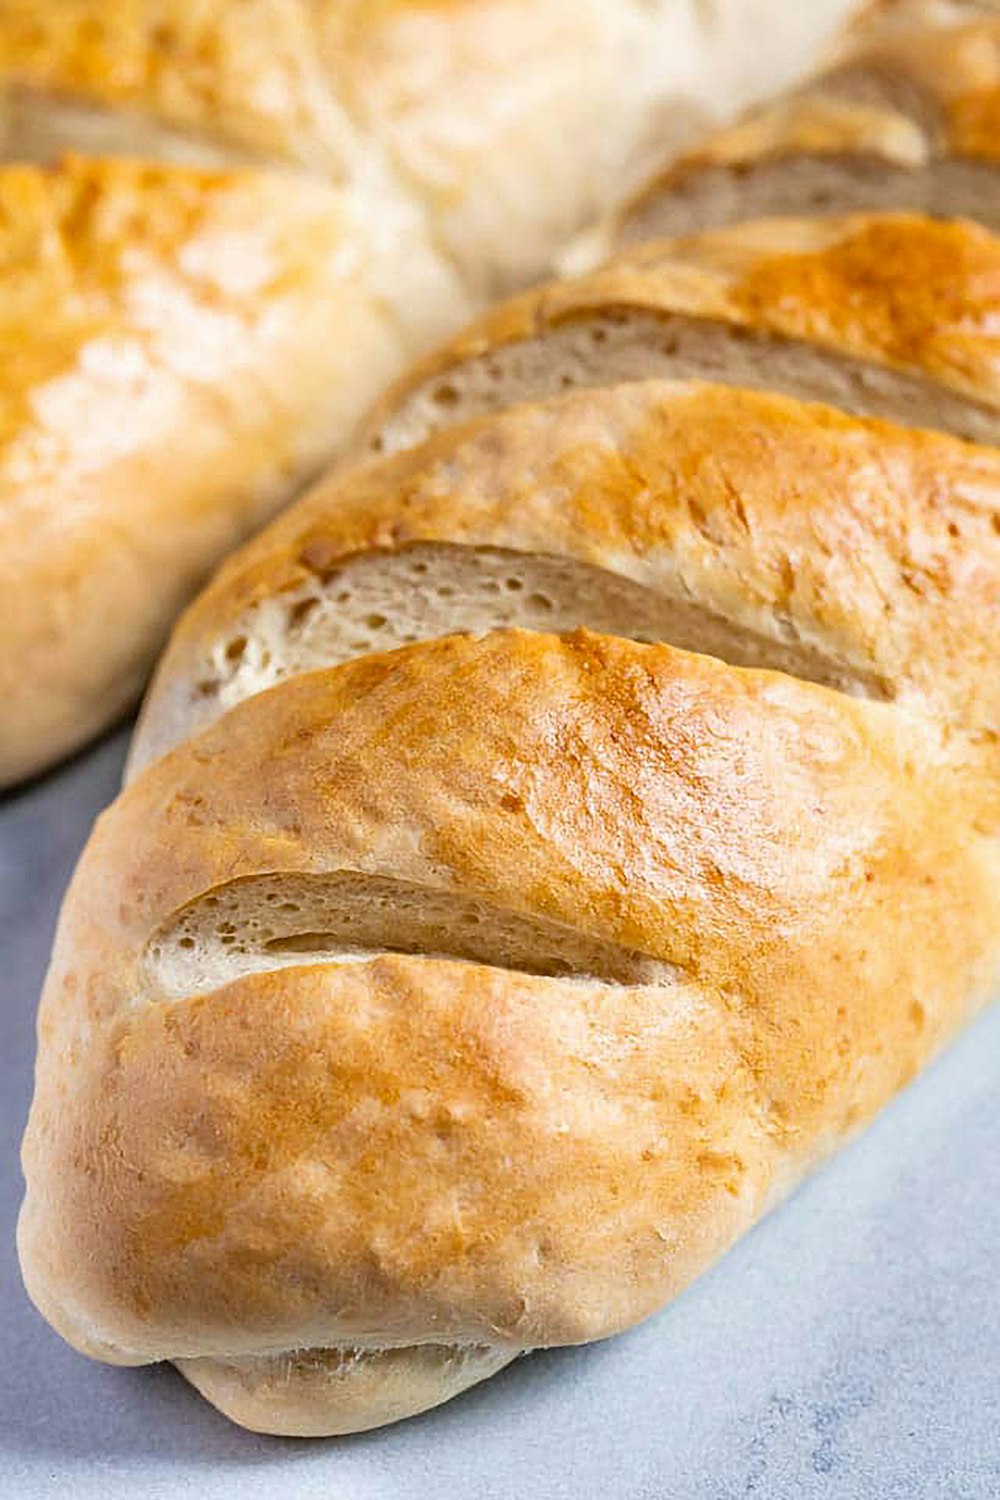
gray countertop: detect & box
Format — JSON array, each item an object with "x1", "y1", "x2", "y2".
[{"x1": 2, "y1": 730, "x2": 998, "y2": 1499}]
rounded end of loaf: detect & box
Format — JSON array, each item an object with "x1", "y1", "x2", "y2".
[
  {"x1": 175, "y1": 1343, "x2": 518, "y2": 1438},
  {"x1": 16, "y1": 1202, "x2": 145, "y2": 1369}
]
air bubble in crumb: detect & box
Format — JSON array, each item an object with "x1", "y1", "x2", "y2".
[{"x1": 289, "y1": 597, "x2": 320, "y2": 629}]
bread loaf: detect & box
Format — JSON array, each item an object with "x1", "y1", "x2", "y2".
[
  {"x1": 0, "y1": 0, "x2": 854, "y2": 787},
  {"x1": 0, "y1": 0, "x2": 856, "y2": 296},
  {"x1": 20, "y1": 604, "x2": 1000, "y2": 1436},
  {"x1": 24, "y1": 235, "x2": 1000, "y2": 1432},
  {"x1": 21, "y1": 0, "x2": 1000, "y2": 1444}
]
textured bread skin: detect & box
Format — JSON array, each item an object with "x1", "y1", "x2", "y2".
[
  {"x1": 0, "y1": 153, "x2": 464, "y2": 788},
  {"x1": 0, "y1": 0, "x2": 364, "y2": 170},
  {"x1": 355, "y1": 214, "x2": 1000, "y2": 460},
  {"x1": 0, "y1": 0, "x2": 854, "y2": 787},
  {"x1": 131, "y1": 379, "x2": 1000, "y2": 771},
  {"x1": 612, "y1": 2, "x2": 1000, "y2": 246}
]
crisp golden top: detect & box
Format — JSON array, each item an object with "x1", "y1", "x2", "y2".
[
  {"x1": 0, "y1": 1, "x2": 726, "y2": 296},
  {"x1": 362, "y1": 214, "x2": 1000, "y2": 438},
  {"x1": 0, "y1": 0, "x2": 616, "y2": 181},
  {"x1": 135, "y1": 378, "x2": 1000, "y2": 770},
  {"x1": 724, "y1": 216, "x2": 1000, "y2": 395},
  {"x1": 950, "y1": 83, "x2": 1000, "y2": 156},
  {"x1": 859, "y1": 17, "x2": 1000, "y2": 161},
  {"x1": 579, "y1": 217, "x2": 1000, "y2": 404},
  {"x1": 733, "y1": 14, "x2": 1000, "y2": 164},
  {"x1": 612, "y1": 6, "x2": 1000, "y2": 246}
]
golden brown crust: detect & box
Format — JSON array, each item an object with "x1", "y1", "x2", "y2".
[
  {"x1": 133, "y1": 378, "x2": 1000, "y2": 771},
  {"x1": 0, "y1": 153, "x2": 465, "y2": 788},
  {"x1": 715, "y1": 216, "x2": 1000, "y2": 394},
  {"x1": 832, "y1": 14, "x2": 1000, "y2": 163},
  {"x1": 21, "y1": 630, "x2": 1000, "y2": 1377},
  {"x1": 0, "y1": 0, "x2": 614, "y2": 170}
]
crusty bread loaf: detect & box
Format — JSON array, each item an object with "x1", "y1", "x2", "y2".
[
  {"x1": 609, "y1": 0, "x2": 1000, "y2": 248},
  {"x1": 25, "y1": 274, "x2": 1000, "y2": 1432},
  {"x1": 0, "y1": 0, "x2": 854, "y2": 788},
  {"x1": 21, "y1": 619, "x2": 1000, "y2": 1435},
  {"x1": 22, "y1": 0, "x2": 1000, "y2": 1446}
]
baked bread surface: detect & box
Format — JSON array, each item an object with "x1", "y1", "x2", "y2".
[
  {"x1": 20, "y1": 0, "x2": 1000, "y2": 1443},
  {"x1": 131, "y1": 377, "x2": 1000, "y2": 772},
  {"x1": 0, "y1": 0, "x2": 857, "y2": 294},
  {"x1": 355, "y1": 212, "x2": 1000, "y2": 462}
]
